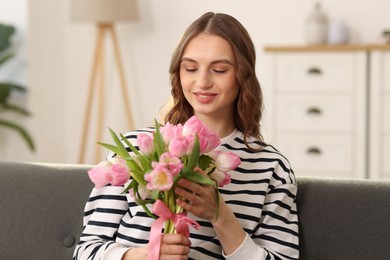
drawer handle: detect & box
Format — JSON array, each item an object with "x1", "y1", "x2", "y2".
[
  {"x1": 307, "y1": 67, "x2": 322, "y2": 75},
  {"x1": 307, "y1": 147, "x2": 322, "y2": 155},
  {"x1": 307, "y1": 107, "x2": 322, "y2": 115}
]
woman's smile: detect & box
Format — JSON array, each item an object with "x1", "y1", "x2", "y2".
[{"x1": 193, "y1": 92, "x2": 217, "y2": 103}]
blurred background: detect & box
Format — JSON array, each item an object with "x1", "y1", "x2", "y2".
[{"x1": 0, "y1": 0, "x2": 389, "y2": 176}]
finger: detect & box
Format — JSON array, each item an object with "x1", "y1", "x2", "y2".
[
  {"x1": 177, "y1": 178, "x2": 204, "y2": 195},
  {"x1": 175, "y1": 186, "x2": 199, "y2": 205},
  {"x1": 162, "y1": 234, "x2": 191, "y2": 246},
  {"x1": 160, "y1": 234, "x2": 191, "y2": 257}
]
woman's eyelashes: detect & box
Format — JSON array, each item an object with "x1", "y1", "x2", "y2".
[
  {"x1": 184, "y1": 67, "x2": 197, "y2": 72},
  {"x1": 213, "y1": 69, "x2": 227, "y2": 74},
  {"x1": 183, "y1": 67, "x2": 228, "y2": 74}
]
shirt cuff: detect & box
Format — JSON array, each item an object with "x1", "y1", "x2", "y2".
[{"x1": 223, "y1": 233, "x2": 266, "y2": 259}]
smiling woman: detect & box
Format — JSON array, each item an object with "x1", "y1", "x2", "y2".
[
  {"x1": 74, "y1": 12, "x2": 299, "y2": 260},
  {"x1": 179, "y1": 33, "x2": 239, "y2": 133}
]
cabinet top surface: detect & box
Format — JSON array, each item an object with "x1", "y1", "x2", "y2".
[{"x1": 264, "y1": 44, "x2": 390, "y2": 52}]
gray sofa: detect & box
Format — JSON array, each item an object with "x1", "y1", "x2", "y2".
[{"x1": 0, "y1": 161, "x2": 389, "y2": 260}]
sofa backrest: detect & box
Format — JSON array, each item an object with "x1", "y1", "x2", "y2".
[
  {"x1": 297, "y1": 177, "x2": 390, "y2": 259},
  {"x1": 0, "y1": 161, "x2": 93, "y2": 260},
  {"x1": 0, "y1": 161, "x2": 389, "y2": 259}
]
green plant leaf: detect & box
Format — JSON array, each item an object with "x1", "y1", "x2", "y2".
[
  {"x1": 0, "y1": 83, "x2": 27, "y2": 104},
  {"x1": 0, "y1": 118, "x2": 35, "y2": 151},
  {"x1": 0, "y1": 52, "x2": 15, "y2": 66},
  {"x1": 0, "y1": 103, "x2": 30, "y2": 115},
  {"x1": 0, "y1": 23, "x2": 15, "y2": 52},
  {"x1": 181, "y1": 166, "x2": 215, "y2": 185}
]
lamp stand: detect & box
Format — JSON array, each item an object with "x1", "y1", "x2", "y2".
[{"x1": 78, "y1": 23, "x2": 135, "y2": 163}]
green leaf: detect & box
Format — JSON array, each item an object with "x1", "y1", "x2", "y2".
[
  {"x1": 132, "y1": 183, "x2": 157, "y2": 219},
  {"x1": 0, "y1": 103, "x2": 30, "y2": 116},
  {"x1": 181, "y1": 166, "x2": 215, "y2": 185},
  {"x1": 0, "y1": 52, "x2": 15, "y2": 66},
  {"x1": 97, "y1": 142, "x2": 121, "y2": 155},
  {"x1": 107, "y1": 128, "x2": 129, "y2": 159},
  {"x1": 198, "y1": 154, "x2": 212, "y2": 171},
  {"x1": 153, "y1": 119, "x2": 165, "y2": 158},
  {"x1": 187, "y1": 134, "x2": 200, "y2": 169},
  {"x1": 0, "y1": 23, "x2": 16, "y2": 52},
  {"x1": 134, "y1": 154, "x2": 152, "y2": 172},
  {"x1": 0, "y1": 83, "x2": 27, "y2": 104},
  {"x1": 214, "y1": 184, "x2": 221, "y2": 221},
  {"x1": 120, "y1": 133, "x2": 141, "y2": 155},
  {"x1": 150, "y1": 189, "x2": 160, "y2": 200},
  {"x1": 0, "y1": 118, "x2": 35, "y2": 151}
]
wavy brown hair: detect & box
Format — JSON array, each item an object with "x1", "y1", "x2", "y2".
[{"x1": 165, "y1": 12, "x2": 264, "y2": 151}]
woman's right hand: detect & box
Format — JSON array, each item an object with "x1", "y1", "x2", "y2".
[{"x1": 122, "y1": 233, "x2": 191, "y2": 260}]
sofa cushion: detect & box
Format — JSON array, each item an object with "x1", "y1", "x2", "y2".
[
  {"x1": 297, "y1": 177, "x2": 390, "y2": 259},
  {"x1": 0, "y1": 161, "x2": 93, "y2": 260}
]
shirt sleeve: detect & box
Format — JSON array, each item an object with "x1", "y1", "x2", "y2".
[
  {"x1": 72, "y1": 185, "x2": 130, "y2": 260},
  {"x1": 224, "y1": 182, "x2": 299, "y2": 260}
]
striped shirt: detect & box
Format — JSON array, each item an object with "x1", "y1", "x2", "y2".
[{"x1": 73, "y1": 128, "x2": 299, "y2": 259}]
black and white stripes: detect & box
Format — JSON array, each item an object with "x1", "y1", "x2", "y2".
[{"x1": 73, "y1": 128, "x2": 299, "y2": 259}]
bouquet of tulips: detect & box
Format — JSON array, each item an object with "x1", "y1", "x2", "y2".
[{"x1": 87, "y1": 116, "x2": 241, "y2": 258}]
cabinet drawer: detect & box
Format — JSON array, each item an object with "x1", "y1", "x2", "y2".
[
  {"x1": 384, "y1": 52, "x2": 390, "y2": 91},
  {"x1": 384, "y1": 95, "x2": 390, "y2": 132},
  {"x1": 383, "y1": 135, "x2": 390, "y2": 173},
  {"x1": 276, "y1": 134, "x2": 352, "y2": 172},
  {"x1": 275, "y1": 53, "x2": 355, "y2": 93},
  {"x1": 276, "y1": 95, "x2": 353, "y2": 132}
]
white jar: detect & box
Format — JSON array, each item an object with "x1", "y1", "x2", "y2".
[
  {"x1": 305, "y1": 3, "x2": 328, "y2": 45},
  {"x1": 328, "y1": 20, "x2": 349, "y2": 44}
]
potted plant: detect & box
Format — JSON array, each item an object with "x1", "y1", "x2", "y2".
[{"x1": 0, "y1": 23, "x2": 35, "y2": 151}]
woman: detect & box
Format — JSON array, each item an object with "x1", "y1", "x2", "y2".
[{"x1": 74, "y1": 12, "x2": 299, "y2": 260}]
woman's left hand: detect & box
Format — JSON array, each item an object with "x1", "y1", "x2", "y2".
[{"x1": 175, "y1": 177, "x2": 220, "y2": 222}]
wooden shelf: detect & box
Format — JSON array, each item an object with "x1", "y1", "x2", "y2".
[{"x1": 264, "y1": 44, "x2": 390, "y2": 52}]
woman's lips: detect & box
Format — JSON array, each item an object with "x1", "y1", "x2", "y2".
[{"x1": 194, "y1": 92, "x2": 217, "y2": 104}]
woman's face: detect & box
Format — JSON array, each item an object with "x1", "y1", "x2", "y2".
[{"x1": 180, "y1": 33, "x2": 239, "y2": 123}]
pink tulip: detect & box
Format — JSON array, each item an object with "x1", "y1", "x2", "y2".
[
  {"x1": 158, "y1": 153, "x2": 183, "y2": 177},
  {"x1": 209, "y1": 150, "x2": 241, "y2": 172},
  {"x1": 160, "y1": 123, "x2": 183, "y2": 144},
  {"x1": 109, "y1": 162, "x2": 131, "y2": 186},
  {"x1": 137, "y1": 133, "x2": 154, "y2": 154},
  {"x1": 168, "y1": 136, "x2": 189, "y2": 157},
  {"x1": 87, "y1": 158, "x2": 130, "y2": 188},
  {"x1": 182, "y1": 116, "x2": 220, "y2": 154},
  {"x1": 182, "y1": 116, "x2": 204, "y2": 137},
  {"x1": 199, "y1": 130, "x2": 220, "y2": 154},
  {"x1": 210, "y1": 169, "x2": 231, "y2": 187},
  {"x1": 144, "y1": 163, "x2": 174, "y2": 191},
  {"x1": 88, "y1": 160, "x2": 112, "y2": 188}
]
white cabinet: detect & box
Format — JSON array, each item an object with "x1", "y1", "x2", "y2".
[
  {"x1": 265, "y1": 46, "x2": 368, "y2": 179},
  {"x1": 369, "y1": 48, "x2": 390, "y2": 179}
]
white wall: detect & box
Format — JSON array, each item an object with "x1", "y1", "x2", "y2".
[{"x1": 1, "y1": 0, "x2": 390, "y2": 164}]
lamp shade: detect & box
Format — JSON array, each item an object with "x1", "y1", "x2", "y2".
[{"x1": 71, "y1": 0, "x2": 139, "y2": 23}]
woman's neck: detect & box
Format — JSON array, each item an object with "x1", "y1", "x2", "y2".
[{"x1": 195, "y1": 114, "x2": 235, "y2": 138}]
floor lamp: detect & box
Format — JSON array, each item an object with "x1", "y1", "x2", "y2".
[{"x1": 71, "y1": 0, "x2": 139, "y2": 163}]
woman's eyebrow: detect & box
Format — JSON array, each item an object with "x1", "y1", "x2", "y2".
[{"x1": 181, "y1": 57, "x2": 234, "y2": 65}]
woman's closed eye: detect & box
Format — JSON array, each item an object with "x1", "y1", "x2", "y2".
[
  {"x1": 185, "y1": 67, "x2": 198, "y2": 72},
  {"x1": 213, "y1": 69, "x2": 228, "y2": 74}
]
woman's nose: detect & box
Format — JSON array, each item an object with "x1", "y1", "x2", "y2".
[{"x1": 196, "y1": 70, "x2": 212, "y2": 88}]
